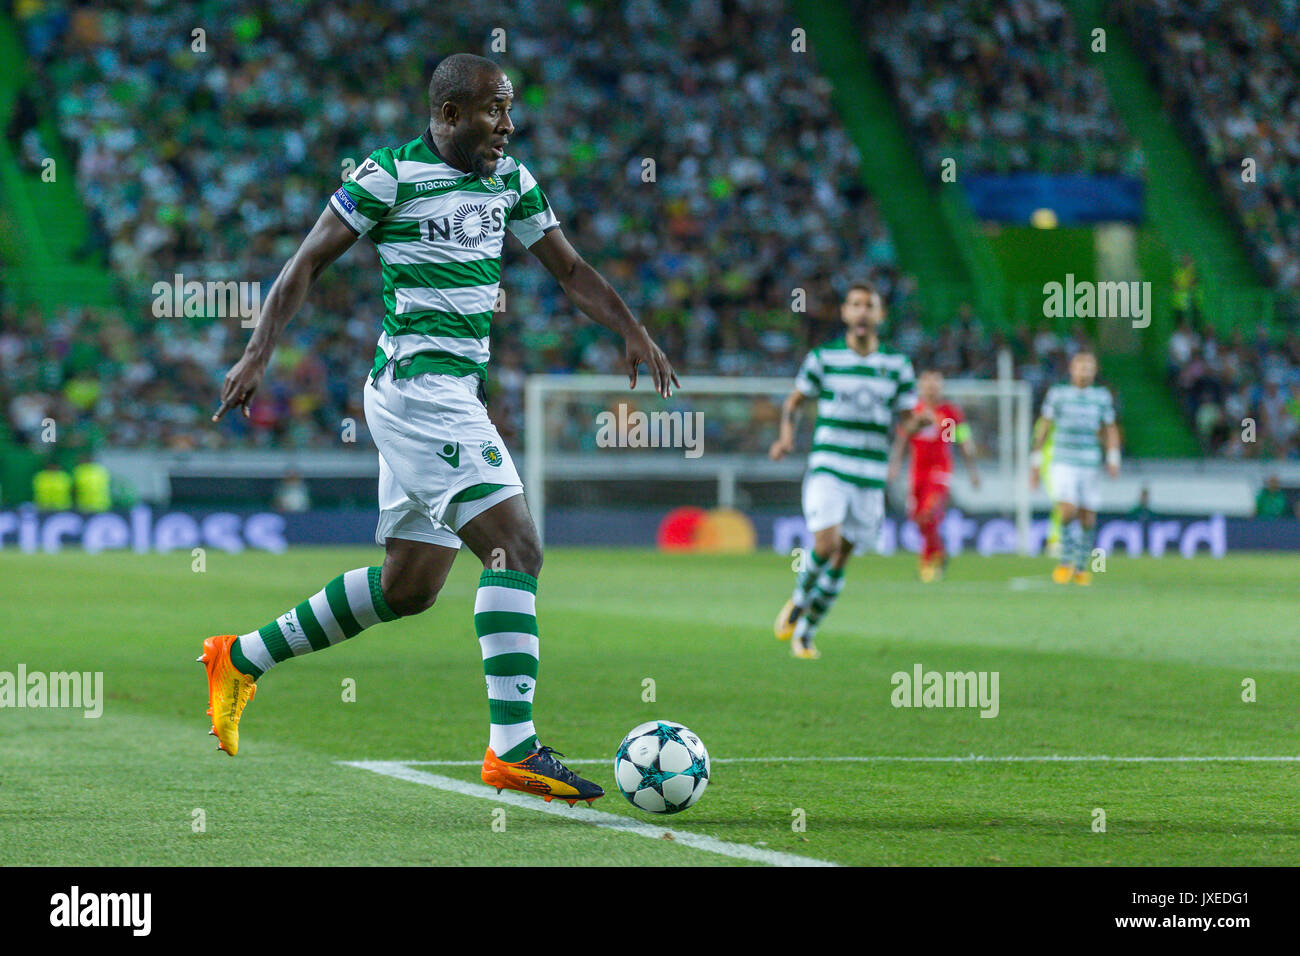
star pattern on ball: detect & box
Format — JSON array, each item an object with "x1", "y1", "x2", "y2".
[{"x1": 613, "y1": 721, "x2": 710, "y2": 815}]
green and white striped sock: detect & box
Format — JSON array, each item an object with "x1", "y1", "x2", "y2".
[
  {"x1": 1076, "y1": 523, "x2": 1096, "y2": 571},
  {"x1": 229, "y1": 566, "x2": 398, "y2": 679},
  {"x1": 792, "y1": 549, "x2": 831, "y2": 608},
  {"x1": 1063, "y1": 520, "x2": 1082, "y2": 569},
  {"x1": 794, "y1": 564, "x2": 845, "y2": 643},
  {"x1": 475, "y1": 569, "x2": 540, "y2": 762}
]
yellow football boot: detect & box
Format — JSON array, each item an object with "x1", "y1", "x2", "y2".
[
  {"x1": 198, "y1": 634, "x2": 258, "y2": 756},
  {"x1": 1051, "y1": 564, "x2": 1073, "y2": 584},
  {"x1": 1073, "y1": 570, "x2": 1093, "y2": 586},
  {"x1": 791, "y1": 638, "x2": 822, "y2": 660},
  {"x1": 774, "y1": 599, "x2": 800, "y2": 641}
]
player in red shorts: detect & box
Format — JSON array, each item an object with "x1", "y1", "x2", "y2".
[{"x1": 888, "y1": 370, "x2": 980, "y2": 581}]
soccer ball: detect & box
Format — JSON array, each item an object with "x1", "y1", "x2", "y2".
[{"x1": 613, "y1": 720, "x2": 710, "y2": 814}]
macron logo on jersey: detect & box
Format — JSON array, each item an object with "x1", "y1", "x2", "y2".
[{"x1": 332, "y1": 187, "x2": 356, "y2": 214}]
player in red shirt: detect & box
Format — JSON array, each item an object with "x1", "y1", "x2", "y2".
[{"x1": 888, "y1": 370, "x2": 980, "y2": 581}]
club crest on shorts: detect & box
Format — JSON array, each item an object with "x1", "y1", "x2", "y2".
[
  {"x1": 480, "y1": 442, "x2": 503, "y2": 467},
  {"x1": 436, "y1": 442, "x2": 460, "y2": 468}
]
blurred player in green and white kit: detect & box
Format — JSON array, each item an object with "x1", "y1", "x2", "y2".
[
  {"x1": 769, "y1": 283, "x2": 917, "y2": 658},
  {"x1": 1030, "y1": 351, "x2": 1120, "y2": 585}
]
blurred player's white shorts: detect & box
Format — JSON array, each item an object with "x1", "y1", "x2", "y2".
[
  {"x1": 364, "y1": 369, "x2": 522, "y2": 549},
  {"x1": 802, "y1": 469, "x2": 884, "y2": 551},
  {"x1": 1048, "y1": 462, "x2": 1101, "y2": 511}
]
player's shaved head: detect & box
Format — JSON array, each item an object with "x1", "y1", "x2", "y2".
[
  {"x1": 429, "y1": 53, "x2": 508, "y2": 117},
  {"x1": 427, "y1": 53, "x2": 515, "y2": 178}
]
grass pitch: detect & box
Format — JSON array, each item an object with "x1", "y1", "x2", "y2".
[{"x1": 1, "y1": 546, "x2": 1296, "y2": 866}]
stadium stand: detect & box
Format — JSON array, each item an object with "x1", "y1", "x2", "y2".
[
  {"x1": 3, "y1": 0, "x2": 910, "y2": 454},
  {"x1": 2, "y1": 0, "x2": 1292, "y2": 479},
  {"x1": 1106, "y1": 0, "x2": 1300, "y2": 454},
  {"x1": 1164, "y1": 316, "x2": 1300, "y2": 458},
  {"x1": 1118, "y1": 0, "x2": 1300, "y2": 295},
  {"x1": 863, "y1": 0, "x2": 1144, "y2": 178}
]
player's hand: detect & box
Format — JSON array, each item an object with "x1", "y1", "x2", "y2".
[
  {"x1": 969, "y1": 471, "x2": 981, "y2": 490},
  {"x1": 624, "y1": 325, "x2": 679, "y2": 398},
  {"x1": 213, "y1": 352, "x2": 267, "y2": 422},
  {"x1": 887, "y1": 460, "x2": 900, "y2": 483},
  {"x1": 768, "y1": 436, "x2": 793, "y2": 461},
  {"x1": 1106, "y1": 462, "x2": 1119, "y2": 479},
  {"x1": 1029, "y1": 466, "x2": 1040, "y2": 490}
]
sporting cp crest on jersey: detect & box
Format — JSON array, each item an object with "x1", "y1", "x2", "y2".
[
  {"x1": 481, "y1": 442, "x2": 503, "y2": 467},
  {"x1": 481, "y1": 174, "x2": 505, "y2": 193}
]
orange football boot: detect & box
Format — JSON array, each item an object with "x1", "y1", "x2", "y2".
[
  {"x1": 198, "y1": 634, "x2": 258, "y2": 756},
  {"x1": 481, "y1": 745, "x2": 603, "y2": 806},
  {"x1": 774, "y1": 599, "x2": 800, "y2": 641},
  {"x1": 791, "y1": 637, "x2": 822, "y2": 660}
]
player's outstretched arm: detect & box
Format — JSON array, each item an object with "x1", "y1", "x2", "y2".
[
  {"x1": 769, "y1": 391, "x2": 804, "y2": 460},
  {"x1": 886, "y1": 412, "x2": 912, "y2": 483},
  {"x1": 213, "y1": 207, "x2": 359, "y2": 421},
  {"x1": 527, "y1": 227, "x2": 679, "y2": 398},
  {"x1": 1103, "y1": 422, "x2": 1121, "y2": 477}
]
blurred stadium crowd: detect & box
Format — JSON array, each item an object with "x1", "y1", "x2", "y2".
[
  {"x1": 2, "y1": 0, "x2": 1296, "y2": 466},
  {"x1": 1120, "y1": 0, "x2": 1300, "y2": 292},
  {"x1": 4, "y1": 0, "x2": 911, "y2": 452},
  {"x1": 865, "y1": 0, "x2": 1144, "y2": 177},
  {"x1": 1165, "y1": 314, "x2": 1300, "y2": 458}
]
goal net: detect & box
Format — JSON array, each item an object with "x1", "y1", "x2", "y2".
[{"x1": 523, "y1": 371, "x2": 1032, "y2": 552}]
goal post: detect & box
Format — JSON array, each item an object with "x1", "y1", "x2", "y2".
[{"x1": 523, "y1": 369, "x2": 1033, "y2": 553}]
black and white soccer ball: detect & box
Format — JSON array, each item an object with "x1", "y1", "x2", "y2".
[{"x1": 614, "y1": 720, "x2": 710, "y2": 814}]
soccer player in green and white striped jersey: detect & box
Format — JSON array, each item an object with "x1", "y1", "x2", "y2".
[
  {"x1": 1030, "y1": 350, "x2": 1120, "y2": 585},
  {"x1": 204, "y1": 54, "x2": 677, "y2": 805},
  {"x1": 769, "y1": 283, "x2": 917, "y2": 659}
]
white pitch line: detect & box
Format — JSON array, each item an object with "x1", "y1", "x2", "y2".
[
  {"x1": 393, "y1": 754, "x2": 1300, "y2": 766},
  {"x1": 1007, "y1": 575, "x2": 1059, "y2": 591},
  {"x1": 339, "y1": 760, "x2": 836, "y2": 868}
]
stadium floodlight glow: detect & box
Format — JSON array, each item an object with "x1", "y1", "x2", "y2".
[{"x1": 1031, "y1": 207, "x2": 1059, "y2": 229}]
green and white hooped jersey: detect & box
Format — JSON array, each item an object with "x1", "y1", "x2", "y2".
[
  {"x1": 794, "y1": 338, "x2": 917, "y2": 488},
  {"x1": 330, "y1": 130, "x2": 560, "y2": 381},
  {"x1": 1039, "y1": 384, "x2": 1115, "y2": 468}
]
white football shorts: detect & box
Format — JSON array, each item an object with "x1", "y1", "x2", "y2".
[
  {"x1": 1048, "y1": 461, "x2": 1102, "y2": 512},
  {"x1": 364, "y1": 368, "x2": 523, "y2": 549},
  {"x1": 802, "y1": 469, "x2": 884, "y2": 552}
]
